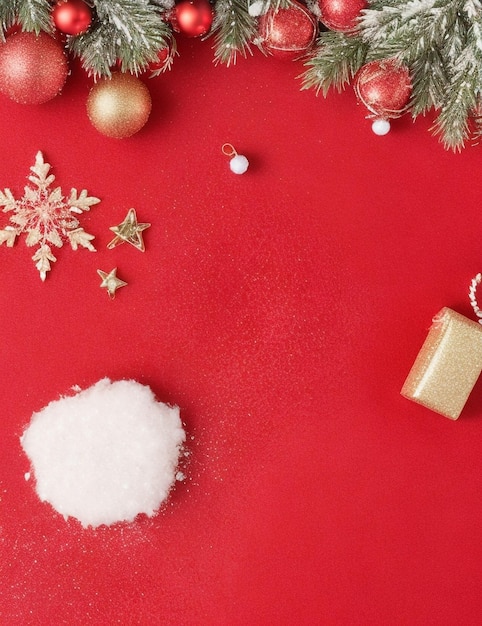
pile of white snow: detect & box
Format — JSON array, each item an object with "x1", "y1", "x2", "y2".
[{"x1": 21, "y1": 378, "x2": 186, "y2": 528}]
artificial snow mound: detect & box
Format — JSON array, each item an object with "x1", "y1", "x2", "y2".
[{"x1": 20, "y1": 378, "x2": 186, "y2": 528}]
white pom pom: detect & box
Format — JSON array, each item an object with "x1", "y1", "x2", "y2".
[
  {"x1": 372, "y1": 119, "x2": 391, "y2": 136},
  {"x1": 230, "y1": 154, "x2": 249, "y2": 175}
]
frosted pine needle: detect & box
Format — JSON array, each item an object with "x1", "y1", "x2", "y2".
[{"x1": 0, "y1": 152, "x2": 100, "y2": 281}]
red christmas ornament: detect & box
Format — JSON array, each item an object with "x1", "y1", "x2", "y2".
[
  {"x1": 52, "y1": 0, "x2": 93, "y2": 36},
  {"x1": 0, "y1": 32, "x2": 68, "y2": 104},
  {"x1": 258, "y1": 1, "x2": 318, "y2": 60},
  {"x1": 354, "y1": 59, "x2": 412, "y2": 119},
  {"x1": 318, "y1": 0, "x2": 367, "y2": 32},
  {"x1": 172, "y1": 0, "x2": 214, "y2": 37}
]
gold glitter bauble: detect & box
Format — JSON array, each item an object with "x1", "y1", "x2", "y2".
[{"x1": 86, "y1": 72, "x2": 152, "y2": 139}]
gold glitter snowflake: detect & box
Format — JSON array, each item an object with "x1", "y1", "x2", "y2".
[{"x1": 0, "y1": 152, "x2": 100, "y2": 280}]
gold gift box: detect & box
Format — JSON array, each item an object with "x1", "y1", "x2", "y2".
[{"x1": 401, "y1": 307, "x2": 482, "y2": 419}]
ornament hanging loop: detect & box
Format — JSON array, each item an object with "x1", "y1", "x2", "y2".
[
  {"x1": 469, "y1": 273, "x2": 482, "y2": 324},
  {"x1": 222, "y1": 143, "x2": 238, "y2": 157}
]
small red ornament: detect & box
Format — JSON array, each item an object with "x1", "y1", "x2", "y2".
[
  {"x1": 354, "y1": 59, "x2": 412, "y2": 119},
  {"x1": 258, "y1": 1, "x2": 318, "y2": 60},
  {"x1": 0, "y1": 32, "x2": 68, "y2": 104},
  {"x1": 318, "y1": 0, "x2": 367, "y2": 32},
  {"x1": 52, "y1": 0, "x2": 93, "y2": 36},
  {"x1": 172, "y1": 0, "x2": 213, "y2": 37}
]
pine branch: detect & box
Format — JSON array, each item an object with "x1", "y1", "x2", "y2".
[
  {"x1": 361, "y1": 2, "x2": 461, "y2": 60},
  {"x1": 15, "y1": 0, "x2": 53, "y2": 34},
  {"x1": 301, "y1": 32, "x2": 368, "y2": 96},
  {"x1": 211, "y1": 0, "x2": 290, "y2": 66},
  {"x1": 1, "y1": 0, "x2": 53, "y2": 37},
  {"x1": 212, "y1": 0, "x2": 257, "y2": 66},
  {"x1": 368, "y1": 5, "x2": 456, "y2": 115},
  {"x1": 68, "y1": 1, "x2": 171, "y2": 77},
  {"x1": 360, "y1": 0, "x2": 439, "y2": 47},
  {"x1": 409, "y1": 48, "x2": 448, "y2": 115},
  {"x1": 432, "y1": 39, "x2": 482, "y2": 150},
  {"x1": 0, "y1": 2, "x2": 19, "y2": 37},
  {"x1": 359, "y1": 0, "x2": 482, "y2": 148}
]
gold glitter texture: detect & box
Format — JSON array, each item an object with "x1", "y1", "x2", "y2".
[
  {"x1": 86, "y1": 72, "x2": 152, "y2": 139},
  {"x1": 401, "y1": 308, "x2": 482, "y2": 419}
]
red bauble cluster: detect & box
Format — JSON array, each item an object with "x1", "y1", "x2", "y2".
[
  {"x1": 354, "y1": 59, "x2": 412, "y2": 119},
  {"x1": 258, "y1": 0, "x2": 318, "y2": 60},
  {"x1": 171, "y1": 0, "x2": 214, "y2": 37},
  {"x1": 0, "y1": 32, "x2": 68, "y2": 104},
  {"x1": 318, "y1": 0, "x2": 367, "y2": 33},
  {"x1": 52, "y1": 0, "x2": 93, "y2": 36}
]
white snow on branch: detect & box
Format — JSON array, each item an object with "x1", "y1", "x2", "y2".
[{"x1": 464, "y1": 0, "x2": 482, "y2": 19}]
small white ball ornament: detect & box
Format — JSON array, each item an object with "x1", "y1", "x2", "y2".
[
  {"x1": 222, "y1": 143, "x2": 249, "y2": 175},
  {"x1": 372, "y1": 118, "x2": 391, "y2": 136},
  {"x1": 230, "y1": 154, "x2": 249, "y2": 174}
]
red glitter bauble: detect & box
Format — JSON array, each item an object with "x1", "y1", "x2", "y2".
[
  {"x1": 258, "y1": 1, "x2": 318, "y2": 60},
  {"x1": 172, "y1": 0, "x2": 213, "y2": 37},
  {"x1": 318, "y1": 0, "x2": 367, "y2": 32},
  {"x1": 0, "y1": 32, "x2": 68, "y2": 104},
  {"x1": 354, "y1": 59, "x2": 412, "y2": 118},
  {"x1": 52, "y1": 0, "x2": 93, "y2": 36}
]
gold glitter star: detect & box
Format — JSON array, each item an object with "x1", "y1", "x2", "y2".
[
  {"x1": 107, "y1": 208, "x2": 150, "y2": 252},
  {"x1": 97, "y1": 268, "x2": 127, "y2": 299}
]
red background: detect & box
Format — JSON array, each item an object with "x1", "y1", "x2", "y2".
[{"x1": 2, "y1": 35, "x2": 482, "y2": 625}]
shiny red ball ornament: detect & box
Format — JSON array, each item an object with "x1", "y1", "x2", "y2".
[
  {"x1": 258, "y1": 1, "x2": 318, "y2": 60},
  {"x1": 0, "y1": 32, "x2": 68, "y2": 104},
  {"x1": 52, "y1": 0, "x2": 93, "y2": 36},
  {"x1": 318, "y1": 0, "x2": 367, "y2": 32},
  {"x1": 172, "y1": 0, "x2": 214, "y2": 37},
  {"x1": 354, "y1": 59, "x2": 412, "y2": 119}
]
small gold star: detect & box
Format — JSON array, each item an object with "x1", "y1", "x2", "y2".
[
  {"x1": 97, "y1": 268, "x2": 127, "y2": 299},
  {"x1": 107, "y1": 208, "x2": 150, "y2": 252}
]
